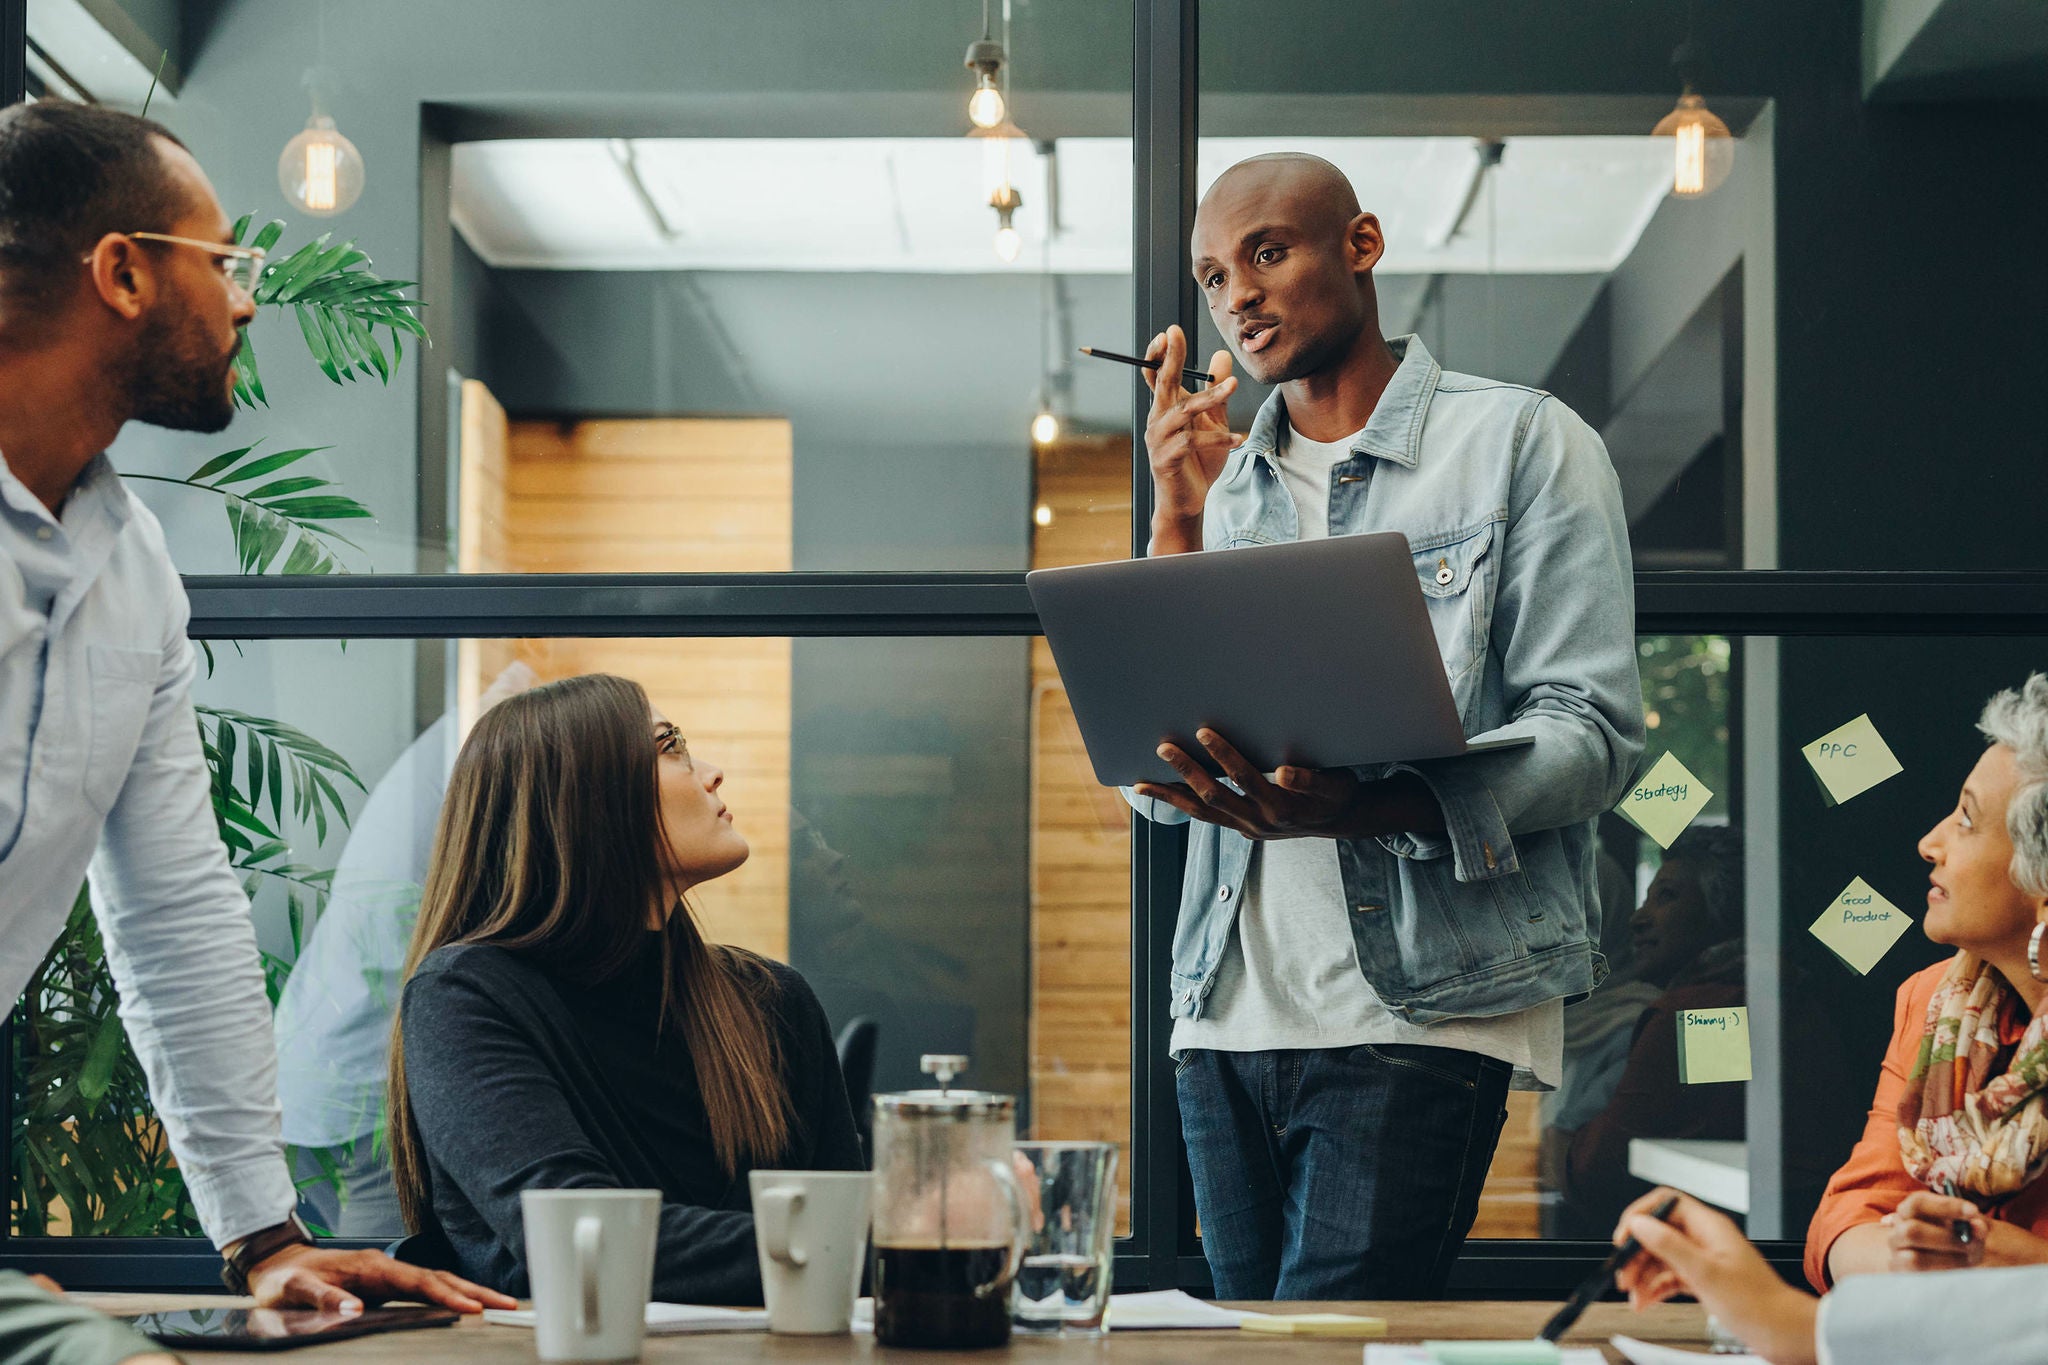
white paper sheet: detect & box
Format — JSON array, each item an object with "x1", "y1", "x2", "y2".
[
  {"x1": 483, "y1": 1302, "x2": 768, "y2": 1335},
  {"x1": 486, "y1": 1289, "x2": 1245, "y2": 1336},
  {"x1": 1611, "y1": 1335, "x2": 1768, "y2": 1365},
  {"x1": 1106, "y1": 1289, "x2": 1250, "y2": 1330},
  {"x1": 1365, "y1": 1347, "x2": 1606, "y2": 1364}
]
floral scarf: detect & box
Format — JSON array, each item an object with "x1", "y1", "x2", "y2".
[{"x1": 1897, "y1": 951, "x2": 2048, "y2": 1199}]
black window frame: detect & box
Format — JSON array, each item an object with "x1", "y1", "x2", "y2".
[{"x1": 9, "y1": 0, "x2": 2048, "y2": 1294}]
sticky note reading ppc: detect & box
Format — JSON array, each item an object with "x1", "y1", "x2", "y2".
[
  {"x1": 1809, "y1": 877, "x2": 1911, "y2": 976},
  {"x1": 1677, "y1": 1006, "x2": 1751, "y2": 1085},
  {"x1": 1614, "y1": 751, "x2": 1712, "y2": 849},
  {"x1": 1801, "y1": 713, "x2": 1903, "y2": 807}
]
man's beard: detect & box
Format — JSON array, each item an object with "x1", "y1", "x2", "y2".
[
  {"x1": 123, "y1": 311, "x2": 239, "y2": 434},
  {"x1": 1251, "y1": 325, "x2": 1349, "y2": 387}
]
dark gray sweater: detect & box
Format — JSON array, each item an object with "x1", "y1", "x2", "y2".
[{"x1": 397, "y1": 938, "x2": 862, "y2": 1305}]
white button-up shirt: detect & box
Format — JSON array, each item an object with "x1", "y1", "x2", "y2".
[{"x1": 0, "y1": 450, "x2": 295, "y2": 1248}]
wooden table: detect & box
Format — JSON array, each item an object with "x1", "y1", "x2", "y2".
[{"x1": 80, "y1": 1294, "x2": 1710, "y2": 1363}]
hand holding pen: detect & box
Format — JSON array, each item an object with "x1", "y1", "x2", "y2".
[
  {"x1": 1605, "y1": 1189, "x2": 1823, "y2": 1365},
  {"x1": 1121, "y1": 325, "x2": 1240, "y2": 555},
  {"x1": 1538, "y1": 1193, "x2": 1678, "y2": 1343},
  {"x1": 1883, "y1": 1188, "x2": 1989, "y2": 1272}
]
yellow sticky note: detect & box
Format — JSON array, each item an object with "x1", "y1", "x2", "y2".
[
  {"x1": 1809, "y1": 877, "x2": 1911, "y2": 975},
  {"x1": 1242, "y1": 1313, "x2": 1387, "y2": 1338},
  {"x1": 1677, "y1": 1006, "x2": 1751, "y2": 1084},
  {"x1": 1801, "y1": 713, "x2": 1903, "y2": 807},
  {"x1": 1614, "y1": 751, "x2": 1713, "y2": 849}
]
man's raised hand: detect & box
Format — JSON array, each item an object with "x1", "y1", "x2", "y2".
[{"x1": 1142, "y1": 325, "x2": 1239, "y2": 554}]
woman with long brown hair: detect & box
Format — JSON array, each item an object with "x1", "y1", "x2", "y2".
[{"x1": 387, "y1": 674, "x2": 860, "y2": 1304}]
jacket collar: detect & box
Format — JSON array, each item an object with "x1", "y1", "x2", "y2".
[{"x1": 1241, "y1": 333, "x2": 1441, "y2": 470}]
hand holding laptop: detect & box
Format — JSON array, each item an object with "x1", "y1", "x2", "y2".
[{"x1": 1135, "y1": 727, "x2": 1445, "y2": 841}]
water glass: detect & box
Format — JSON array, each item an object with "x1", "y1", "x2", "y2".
[{"x1": 1011, "y1": 1140, "x2": 1118, "y2": 1336}]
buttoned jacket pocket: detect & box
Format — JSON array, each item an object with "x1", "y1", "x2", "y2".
[
  {"x1": 84, "y1": 645, "x2": 158, "y2": 814},
  {"x1": 1408, "y1": 521, "x2": 1499, "y2": 709}
]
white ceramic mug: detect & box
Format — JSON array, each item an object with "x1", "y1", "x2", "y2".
[
  {"x1": 748, "y1": 1170, "x2": 871, "y2": 1335},
  {"x1": 521, "y1": 1188, "x2": 661, "y2": 1362}
]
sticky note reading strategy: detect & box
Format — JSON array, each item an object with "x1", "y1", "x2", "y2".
[
  {"x1": 1809, "y1": 877, "x2": 1911, "y2": 976},
  {"x1": 1615, "y1": 751, "x2": 1713, "y2": 849},
  {"x1": 1802, "y1": 713, "x2": 1904, "y2": 807},
  {"x1": 1677, "y1": 1006, "x2": 1751, "y2": 1085}
]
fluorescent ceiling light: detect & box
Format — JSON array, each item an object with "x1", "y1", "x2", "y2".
[{"x1": 452, "y1": 135, "x2": 1677, "y2": 276}]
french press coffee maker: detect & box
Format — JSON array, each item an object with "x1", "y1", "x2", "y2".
[{"x1": 870, "y1": 1055, "x2": 1031, "y2": 1349}]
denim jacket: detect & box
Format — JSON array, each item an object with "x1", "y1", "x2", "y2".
[{"x1": 1128, "y1": 336, "x2": 1644, "y2": 1025}]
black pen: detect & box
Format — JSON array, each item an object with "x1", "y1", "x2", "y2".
[
  {"x1": 1536, "y1": 1193, "x2": 1680, "y2": 1344},
  {"x1": 1940, "y1": 1179, "x2": 1974, "y2": 1246},
  {"x1": 1079, "y1": 346, "x2": 1216, "y2": 387}
]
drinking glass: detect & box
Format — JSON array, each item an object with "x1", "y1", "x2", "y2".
[{"x1": 1011, "y1": 1141, "x2": 1118, "y2": 1336}]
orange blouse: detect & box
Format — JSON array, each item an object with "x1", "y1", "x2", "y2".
[{"x1": 1803, "y1": 960, "x2": 2048, "y2": 1290}]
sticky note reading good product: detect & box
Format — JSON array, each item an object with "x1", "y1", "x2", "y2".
[
  {"x1": 1801, "y1": 713, "x2": 1904, "y2": 807},
  {"x1": 1677, "y1": 1006, "x2": 1751, "y2": 1084},
  {"x1": 1614, "y1": 751, "x2": 1713, "y2": 849},
  {"x1": 1808, "y1": 877, "x2": 1911, "y2": 975}
]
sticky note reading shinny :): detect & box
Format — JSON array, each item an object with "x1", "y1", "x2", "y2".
[
  {"x1": 1614, "y1": 751, "x2": 1713, "y2": 849},
  {"x1": 1809, "y1": 877, "x2": 1911, "y2": 976},
  {"x1": 1677, "y1": 1006, "x2": 1751, "y2": 1085},
  {"x1": 1801, "y1": 713, "x2": 1904, "y2": 807}
]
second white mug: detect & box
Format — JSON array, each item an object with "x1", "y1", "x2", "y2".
[{"x1": 748, "y1": 1169, "x2": 871, "y2": 1335}]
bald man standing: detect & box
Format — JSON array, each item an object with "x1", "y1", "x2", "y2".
[{"x1": 1126, "y1": 155, "x2": 1643, "y2": 1298}]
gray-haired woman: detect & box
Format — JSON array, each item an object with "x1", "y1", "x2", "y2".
[{"x1": 1809, "y1": 674, "x2": 2048, "y2": 1287}]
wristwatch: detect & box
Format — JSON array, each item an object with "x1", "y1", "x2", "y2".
[{"x1": 219, "y1": 1212, "x2": 314, "y2": 1295}]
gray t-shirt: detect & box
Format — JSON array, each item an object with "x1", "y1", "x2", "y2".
[{"x1": 1169, "y1": 420, "x2": 1561, "y2": 1089}]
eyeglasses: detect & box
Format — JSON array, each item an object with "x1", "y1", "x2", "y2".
[
  {"x1": 94, "y1": 232, "x2": 268, "y2": 294},
  {"x1": 654, "y1": 723, "x2": 693, "y2": 768}
]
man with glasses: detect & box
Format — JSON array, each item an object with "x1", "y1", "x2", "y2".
[{"x1": 0, "y1": 99, "x2": 516, "y2": 1328}]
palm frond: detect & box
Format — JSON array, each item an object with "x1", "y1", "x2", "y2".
[
  {"x1": 127, "y1": 443, "x2": 371, "y2": 575},
  {"x1": 228, "y1": 218, "x2": 427, "y2": 409},
  {"x1": 197, "y1": 706, "x2": 364, "y2": 852}
]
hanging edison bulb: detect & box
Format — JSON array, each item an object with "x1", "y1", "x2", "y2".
[
  {"x1": 968, "y1": 73, "x2": 1006, "y2": 130},
  {"x1": 279, "y1": 114, "x2": 364, "y2": 217},
  {"x1": 1651, "y1": 91, "x2": 1733, "y2": 199},
  {"x1": 965, "y1": 38, "x2": 1006, "y2": 129},
  {"x1": 1031, "y1": 408, "x2": 1059, "y2": 444},
  {"x1": 989, "y1": 181, "x2": 1023, "y2": 263}
]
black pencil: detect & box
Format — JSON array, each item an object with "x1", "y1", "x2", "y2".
[
  {"x1": 1536, "y1": 1193, "x2": 1681, "y2": 1344},
  {"x1": 1079, "y1": 346, "x2": 1216, "y2": 386}
]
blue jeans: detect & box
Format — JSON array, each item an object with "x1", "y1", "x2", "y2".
[{"x1": 1176, "y1": 1044, "x2": 1512, "y2": 1299}]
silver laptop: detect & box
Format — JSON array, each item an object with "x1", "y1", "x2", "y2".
[{"x1": 1026, "y1": 531, "x2": 1532, "y2": 789}]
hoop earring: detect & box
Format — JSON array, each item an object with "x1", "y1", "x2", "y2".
[{"x1": 2031, "y1": 922, "x2": 2048, "y2": 984}]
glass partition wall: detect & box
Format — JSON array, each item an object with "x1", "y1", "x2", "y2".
[{"x1": 8, "y1": 0, "x2": 2048, "y2": 1296}]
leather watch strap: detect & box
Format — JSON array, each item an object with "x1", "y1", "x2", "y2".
[{"x1": 219, "y1": 1212, "x2": 313, "y2": 1295}]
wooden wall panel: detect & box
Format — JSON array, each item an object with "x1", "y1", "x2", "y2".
[
  {"x1": 455, "y1": 381, "x2": 518, "y2": 732},
  {"x1": 1028, "y1": 436, "x2": 1136, "y2": 1230},
  {"x1": 455, "y1": 405, "x2": 795, "y2": 961}
]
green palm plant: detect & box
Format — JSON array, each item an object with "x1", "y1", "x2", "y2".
[{"x1": 9, "y1": 217, "x2": 419, "y2": 1239}]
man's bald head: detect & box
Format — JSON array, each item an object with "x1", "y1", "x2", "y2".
[
  {"x1": 1189, "y1": 153, "x2": 1384, "y2": 387},
  {"x1": 1197, "y1": 153, "x2": 1362, "y2": 242}
]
